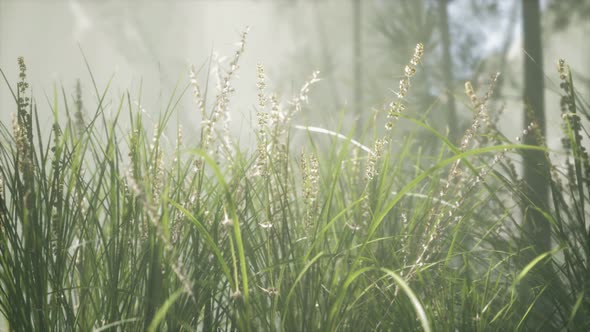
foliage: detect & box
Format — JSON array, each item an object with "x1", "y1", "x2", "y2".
[{"x1": 0, "y1": 33, "x2": 588, "y2": 331}]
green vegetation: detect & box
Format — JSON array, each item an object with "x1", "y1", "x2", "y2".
[{"x1": 0, "y1": 35, "x2": 589, "y2": 331}]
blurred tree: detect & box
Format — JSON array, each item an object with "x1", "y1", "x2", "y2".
[
  {"x1": 370, "y1": 0, "x2": 437, "y2": 110},
  {"x1": 521, "y1": 0, "x2": 550, "y2": 255},
  {"x1": 353, "y1": 0, "x2": 363, "y2": 135},
  {"x1": 370, "y1": 0, "x2": 503, "y2": 144},
  {"x1": 437, "y1": 0, "x2": 458, "y2": 142},
  {"x1": 273, "y1": 0, "x2": 516, "y2": 146},
  {"x1": 549, "y1": 0, "x2": 590, "y2": 31},
  {"x1": 519, "y1": 0, "x2": 553, "y2": 327},
  {"x1": 547, "y1": 0, "x2": 590, "y2": 90},
  {"x1": 369, "y1": 0, "x2": 440, "y2": 150},
  {"x1": 310, "y1": 0, "x2": 343, "y2": 109},
  {"x1": 270, "y1": 1, "x2": 348, "y2": 127}
]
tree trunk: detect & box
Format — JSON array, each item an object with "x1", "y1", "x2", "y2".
[
  {"x1": 353, "y1": 0, "x2": 363, "y2": 136},
  {"x1": 522, "y1": 0, "x2": 550, "y2": 255},
  {"x1": 521, "y1": 0, "x2": 553, "y2": 327},
  {"x1": 437, "y1": 0, "x2": 458, "y2": 142}
]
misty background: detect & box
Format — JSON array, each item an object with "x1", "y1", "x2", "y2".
[
  {"x1": 1, "y1": 0, "x2": 589, "y2": 163},
  {"x1": 2, "y1": 1, "x2": 590, "y2": 329}
]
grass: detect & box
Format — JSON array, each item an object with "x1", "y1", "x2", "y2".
[{"x1": 0, "y1": 34, "x2": 589, "y2": 331}]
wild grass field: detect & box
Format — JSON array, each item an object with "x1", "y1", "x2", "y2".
[{"x1": 0, "y1": 32, "x2": 589, "y2": 331}]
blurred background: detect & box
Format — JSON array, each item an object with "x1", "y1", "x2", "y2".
[
  {"x1": 1, "y1": 0, "x2": 589, "y2": 155},
  {"x1": 3, "y1": 2, "x2": 590, "y2": 329}
]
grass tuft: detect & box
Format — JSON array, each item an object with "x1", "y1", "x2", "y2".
[{"x1": 0, "y1": 35, "x2": 589, "y2": 331}]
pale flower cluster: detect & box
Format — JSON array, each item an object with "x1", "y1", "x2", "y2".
[{"x1": 385, "y1": 43, "x2": 424, "y2": 130}]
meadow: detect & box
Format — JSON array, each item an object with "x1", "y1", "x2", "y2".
[{"x1": 0, "y1": 33, "x2": 589, "y2": 331}]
